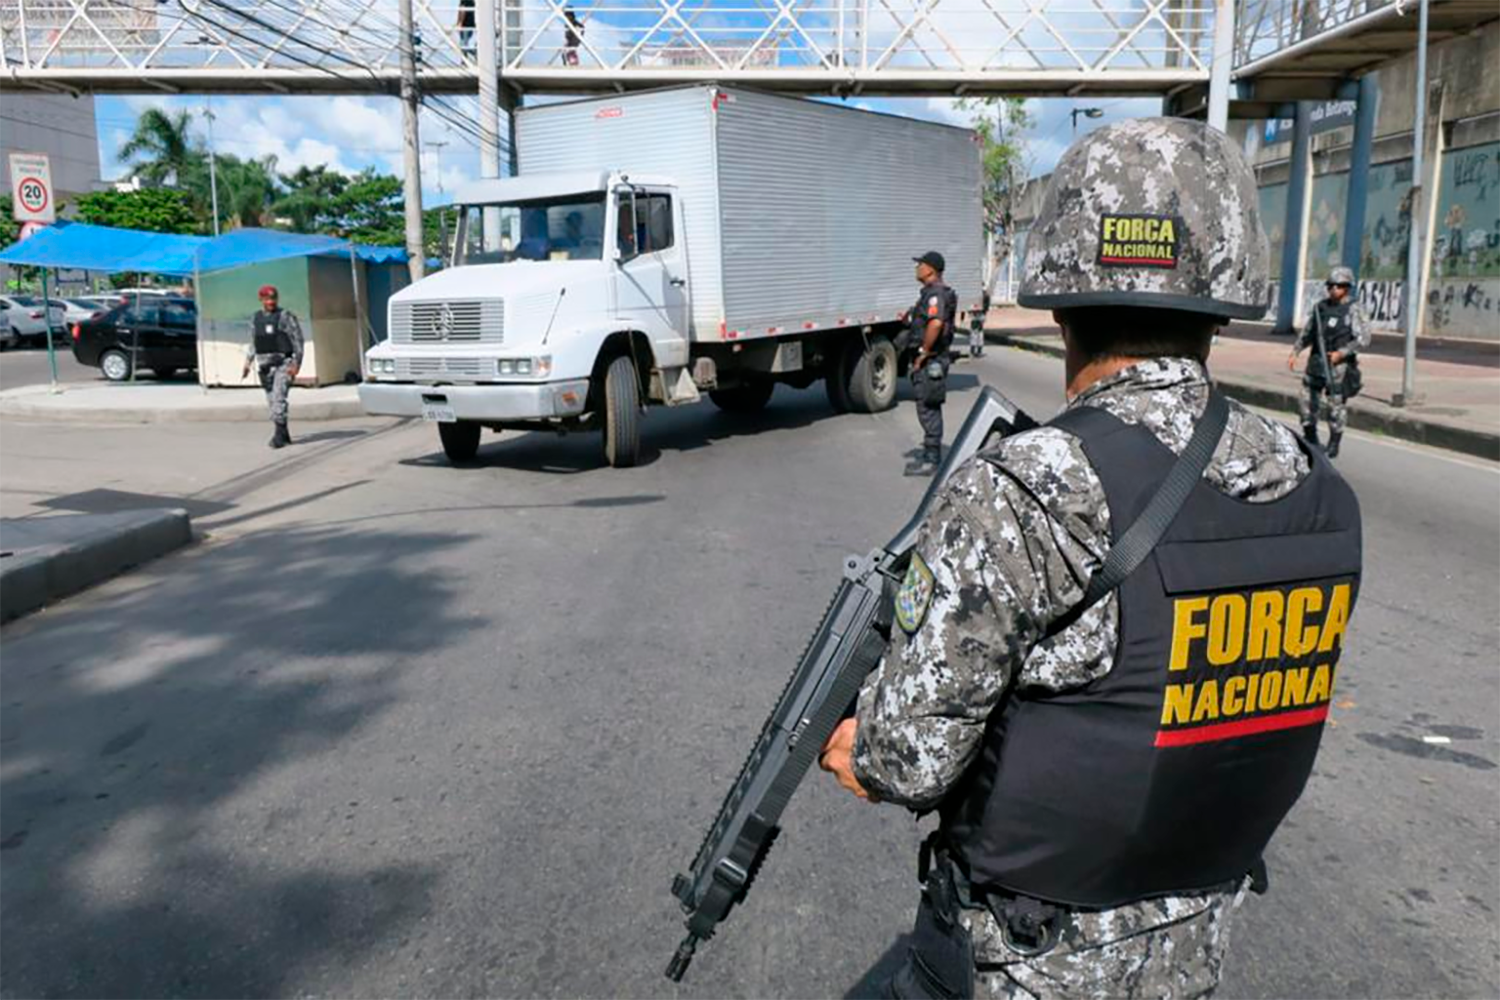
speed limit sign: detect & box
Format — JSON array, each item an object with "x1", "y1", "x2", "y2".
[{"x1": 9, "y1": 153, "x2": 55, "y2": 224}]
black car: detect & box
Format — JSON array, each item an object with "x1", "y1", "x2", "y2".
[{"x1": 72, "y1": 297, "x2": 198, "y2": 381}]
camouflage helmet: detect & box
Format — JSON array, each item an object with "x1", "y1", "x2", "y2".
[
  {"x1": 1326, "y1": 265, "x2": 1356, "y2": 287},
  {"x1": 1018, "y1": 117, "x2": 1269, "y2": 319}
]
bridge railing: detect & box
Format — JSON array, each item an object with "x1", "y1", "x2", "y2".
[{"x1": 1233, "y1": 0, "x2": 1396, "y2": 67}]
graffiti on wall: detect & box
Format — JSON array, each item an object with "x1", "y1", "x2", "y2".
[{"x1": 1428, "y1": 143, "x2": 1499, "y2": 337}]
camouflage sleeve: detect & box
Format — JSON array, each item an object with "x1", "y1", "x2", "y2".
[
  {"x1": 284, "y1": 312, "x2": 305, "y2": 366},
  {"x1": 851, "y1": 459, "x2": 1065, "y2": 809},
  {"x1": 1295, "y1": 309, "x2": 1316, "y2": 351}
]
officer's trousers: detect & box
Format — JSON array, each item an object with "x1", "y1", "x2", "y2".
[
  {"x1": 258, "y1": 356, "x2": 293, "y2": 425},
  {"x1": 1298, "y1": 380, "x2": 1346, "y2": 437},
  {"x1": 911, "y1": 356, "x2": 949, "y2": 455}
]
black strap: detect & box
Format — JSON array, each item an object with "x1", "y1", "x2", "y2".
[{"x1": 1044, "y1": 390, "x2": 1230, "y2": 638}]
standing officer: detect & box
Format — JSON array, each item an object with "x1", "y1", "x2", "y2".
[
  {"x1": 240, "y1": 284, "x2": 304, "y2": 449},
  {"x1": 1288, "y1": 266, "x2": 1369, "y2": 457},
  {"x1": 820, "y1": 119, "x2": 1362, "y2": 998},
  {"x1": 905, "y1": 250, "x2": 958, "y2": 477}
]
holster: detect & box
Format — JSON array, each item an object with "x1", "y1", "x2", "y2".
[
  {"x1": 911, "y1": 357, "x2": 949, "y2": 406},
  {"x1": 889, "y1": 859, "x2": 975, "y2": 1000}
]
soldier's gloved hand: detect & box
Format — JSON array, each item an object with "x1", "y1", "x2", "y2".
[{"x1": 819, "y1": 718, "x2": 877, "y2": 802}]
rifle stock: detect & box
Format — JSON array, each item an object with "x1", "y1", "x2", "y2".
[{"x1": 666, "y1": 386, "x2": 1037, "y2": 982}]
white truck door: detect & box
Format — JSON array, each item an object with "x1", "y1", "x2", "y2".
[{"x1": 613, "y1": 187, "x2": 689, "y2": 368}]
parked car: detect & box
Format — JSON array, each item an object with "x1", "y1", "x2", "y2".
[
  {"x1": 0, "y1": 305, "x2": 15, "y2": 351},
  {"x1": 0, "y1": 294, "x2": 68, "y2": 347},
  {"x1": 55, "y1": 297, "x2": 110, "y2": 325},
  {"x1": 71, "y1": 297, "x2": 199, "y2": 381}
]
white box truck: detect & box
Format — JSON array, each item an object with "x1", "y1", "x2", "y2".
[{"x1": 359, "y1": 85, "x2": 983, "y2": 466}]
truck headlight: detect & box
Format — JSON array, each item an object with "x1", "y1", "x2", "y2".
[{"x1": 497, "y1": 356, "x2": 552, "y2": 378}]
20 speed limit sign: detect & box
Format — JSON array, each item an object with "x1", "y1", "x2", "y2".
[{"x1": 9, "y1": 153, "x2": 55, "y2": 224}]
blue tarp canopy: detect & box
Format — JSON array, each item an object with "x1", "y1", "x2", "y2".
[{"x1": 0, "y1": 221, "x2": 407, "y2": 275}]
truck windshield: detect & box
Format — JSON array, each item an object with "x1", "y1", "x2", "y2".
[{"x1": 456, "y1": 193, "x2": 607, "y2": 264}]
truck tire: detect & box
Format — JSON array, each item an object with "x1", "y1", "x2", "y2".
[
  {"x1": 709, "y1": 382, "x2": 774, "y2": 413},
  {"x1": 438, "y1": 421, "x2": 481, "y2": 463},
  {"x1": 847, "y1": 336, "x2": 898, "y2": 413},
  {"x1": 602, "y1": 354, "x2": 641, "y2": 468}
]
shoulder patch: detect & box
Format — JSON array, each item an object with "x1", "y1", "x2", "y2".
[{"x1": 894, "y1": 553, "x2": 936, "y2": 635}]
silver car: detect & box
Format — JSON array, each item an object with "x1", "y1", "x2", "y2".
[{"x1": 0, "y1": 295, "x2": 67, "y2": 347}]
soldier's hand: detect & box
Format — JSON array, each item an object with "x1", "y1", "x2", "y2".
[
  {"x1": 286, "y1": 364, "x2": 300, "y2": 380},
  {"x1": 241, "y1": 363, "x2": 251, "y2": 379},
  {"x1": 819, "y1": 718, "x2": 876, "y2": 802},
  {"x1": 1328, "y1": 351, "x2": 1343, "y2": 365},
  {"x1": 1286, "y1": 353, "x2": 1298, "y2": 371}
]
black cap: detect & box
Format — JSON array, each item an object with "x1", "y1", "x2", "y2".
[{"x1": 913, "y1": 251, "x2": 945, "y2": 272}]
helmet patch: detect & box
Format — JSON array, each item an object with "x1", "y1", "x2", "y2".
[{"x1": 1098, "y1": 214, "x2": 1181, "y2": 269}]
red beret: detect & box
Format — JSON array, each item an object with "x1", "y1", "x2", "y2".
[{"x1": 258, "y1": 285, "x2": 278, "y2": 297}]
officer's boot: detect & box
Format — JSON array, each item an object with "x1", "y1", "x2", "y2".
[
  {"x1": 1302, "y1": 423, "x2": 1320, "y2": 451},
  {"x1": 280, "y1": 421, "x2": 292, "y2": 445},
  {"x1": 1325, "y1": 430, "x2": 1342, "y2": 459},
  {"x1": 270, "y1": 422, "x2": 289, "y2": 449},
  {"x1": 904, "y1": 447, "x2": 940, "y2": 478}
]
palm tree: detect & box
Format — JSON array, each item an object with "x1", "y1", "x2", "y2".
[
  {"x1": 119, "y1": 108, "x2": 201, "y2": 189},
  {"x1": 215, "y1": 154, "x2": 280, "y2": 229}
]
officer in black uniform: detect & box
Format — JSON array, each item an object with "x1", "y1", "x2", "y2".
[{"x1": 904, "y1": 250, "x2": 958, "y2": 477}]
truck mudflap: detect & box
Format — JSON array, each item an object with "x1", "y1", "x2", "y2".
[{"x1": 359, "y1": 380, "x2": 591, "y2": 421}]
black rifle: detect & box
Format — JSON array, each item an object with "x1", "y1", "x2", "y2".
[{"x1": 666, "y1": 386, "x2": 1037, "y2": 982}]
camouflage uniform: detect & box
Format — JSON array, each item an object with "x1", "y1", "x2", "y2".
[
  {"x1": 1295, "y1": 294, "x2": 1370, "y2": 444},
  {"x1": 246, "y1": 308, "x2": 304, "y2": 426},
  {"x1": 853, "y1": 357, "x2": 1310, "y2": 997}
]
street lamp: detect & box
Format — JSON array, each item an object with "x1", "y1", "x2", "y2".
[{"x1": 1071, "y1": 106, "x2": 1104, "y2": 134}]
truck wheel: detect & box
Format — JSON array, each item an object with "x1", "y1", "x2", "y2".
[
  {"x1": 847, "y1": 336, "x2": 898, "y2": 413},
  {"x1": 438, "y1": 421, "x2": 481, "y2": 463},
  {"x1": 709, "y1": 382, "x2": 774, "y2": 413},
  {"x1": 100, "y1": 348, "x2": 132, "y2": 382},
  {"x1": 602, "y1": 354, "x2": 641, "y2": 468}
]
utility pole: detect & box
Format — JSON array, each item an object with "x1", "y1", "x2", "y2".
[
  {"x1": 398, "y1": 0, "x2": 426, "y2": 280},
  {"x1": 203, "y1": 99, "x2": 221, "y2": 236},
  {"x1": 476, "y1": 0, "x2": 503, "y2": 249},
  {"x1": 1396, "y1": 0, "x2": 1430, "y2": 407}
]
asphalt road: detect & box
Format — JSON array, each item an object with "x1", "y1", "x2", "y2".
[
  {"x1": 1, "y1": 347, "x2": 1496, "y2": 999},
  {"x1": 0, "y1": 343, "x2": 99, "y2": 391}
]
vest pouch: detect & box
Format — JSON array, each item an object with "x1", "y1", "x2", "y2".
[{"x1": 1340, "y1": 359, "x2": 1362, "y2": 399}]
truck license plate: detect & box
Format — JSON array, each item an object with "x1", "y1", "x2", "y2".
[{"x1": 421, "y1": 403, "x2": 457, "y2": 423}]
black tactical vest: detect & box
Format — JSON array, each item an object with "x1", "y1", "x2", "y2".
[
  {"x1": 254, "y1": 310, "x2": 293, "y2": 355},
  {"x1": 940, "y1": 405, "x2": 1362, "y2": 908},
  {"x1": 1312, "y1": 299, "x2": 1358, "y2": 354},
  {"x1": 909, "y1": 282, "x2": 957, "y2": 354}
]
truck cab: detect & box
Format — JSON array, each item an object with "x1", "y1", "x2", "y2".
[{"x1": 360, "y1": 169, "x2": 693, "y2": 466}]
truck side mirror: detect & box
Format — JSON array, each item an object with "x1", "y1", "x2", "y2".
[{"x1": 611, "y1": 245, "x2": 623, "y2": 264}]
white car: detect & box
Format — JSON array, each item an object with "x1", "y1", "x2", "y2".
[
  {"x1": 0, "y1": 306, "x2": 14, "y2": 351},
  {"x1": 0, "y1": 295, "x2": 67, "y2": 347},
  {"x1": 55, "y1": 297, "x2": 110, "y2": 324}
]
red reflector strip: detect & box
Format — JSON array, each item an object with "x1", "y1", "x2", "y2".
[
  {"x1": 802, "y1": 321, "x2": 816, "y2": 330},
  {"x1": 767, "y1": 327, "x2": 782, "y2": 334},
  {"x1": 1155, "y1": 704, "x2": 1330, "y2": 748},
  {"x1": 726, "y1": 330, "x2": 739, "y2": 340}
]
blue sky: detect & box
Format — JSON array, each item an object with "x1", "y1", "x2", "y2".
[{"x1": 96, "y1": 92, "x2": 1161, "y2": 206}]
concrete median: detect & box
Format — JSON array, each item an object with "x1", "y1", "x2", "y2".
[{"x1": 1, "y1": 509, "x2": 193, "y2": 622}]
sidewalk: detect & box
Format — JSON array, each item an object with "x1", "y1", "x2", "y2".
[
  {"x1": 985, "y1": 308, "x2": 1500, "y2": 461},
  {"x1": 0, "y1": 381, "x2": 365, "y2": 423}
]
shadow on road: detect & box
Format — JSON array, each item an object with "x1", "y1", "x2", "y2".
[
  {"x1": 0, "y1": 523, "x2": 476, "y2": 997},
  {"x1": 398, "y1": 371, "x2": 990, "y2": 475}
]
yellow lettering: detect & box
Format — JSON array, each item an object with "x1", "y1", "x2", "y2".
[
  {"x1": 1222, "y1": 675, "x2": 1247, "y2": 716},
  {"x1": 1171, "y1": 597, "x2": 1209, "y2": 671},
  {"x1": 1192, "y1": 680, "x2": 1220, "y2": 722},
  {"x1": 1207, "y1": 594, "x2": 1247, "y2": 666},
  {"x1": 1307, "y1": 663, "x2": 1333, "y2": 703},
  {"x1": 1246, "y1": 672, "x2": 1260, "y2": 710},
  {"x1": 1248, "y1": 590, "x2": 1284, "y2": 661},
  {"x1": 1281, "y1": 667, "x2": 1309, "y2": 707},
  {"x1": 1318, "y1": 583, "x2": 1352, "y2": 653},
  {"x1": 1131, "y1": 218, "x2": 1145, "y2": 241},
  {"x1": 1161, "y1": 684, "x2": 1194, "y2": 725},
  {"x1": 1143, "y1": 218, "x2": 1159, "y2": 242},
  {"x1": 1283, "y1": 587, "x2": 1324, "y2": 657},
  {"x1": 1258, "y1": 670, "x2": 1283, "y2": 710},
  {"x1": 1102, "y1": 218, "x2": 1117, "y2": 241},
  {"x1": 1158, "y1": 218, "x2": 1175, "y2": 243}
]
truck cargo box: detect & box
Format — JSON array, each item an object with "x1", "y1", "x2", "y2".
[{"x1": 516, "y1": 85, "x2": 983, "y2": 343}]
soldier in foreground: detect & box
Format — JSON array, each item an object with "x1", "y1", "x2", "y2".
[
  {"x1": 820, "y1": 119, "x2": 1362, "y2": 998},
  {"x1": 904, "y1": 251, "x2": 959, "y2": 477},
  {"x1": 1287, "y1": 265, "x2": 1369, "y2": 457},
  {"x1": 240, "y1": 284, "x2": 304, "y2": 449}
]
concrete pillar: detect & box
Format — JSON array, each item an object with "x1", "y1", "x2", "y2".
[
  {"x1": 1207, "y1": 0, "x2": 1234, "y2": 132},
  {"x1": 1341, "y1": 75, "x2": 1379, "y2": 276},
  {"x1": 1276, "y1": 101, "x2": 1314, "y2": 334}
]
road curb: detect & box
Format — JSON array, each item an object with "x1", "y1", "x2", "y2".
[
  {"x1": 0, "y1": 390, "x2": 365, "y2": 424},
  {"x1": 1, "y1": 509, "x2": 193, "y2": 623},
  {"x1": 985, "y1": 330, "x2": 1500, "y2": 462}
]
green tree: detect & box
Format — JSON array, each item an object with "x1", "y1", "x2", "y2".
[
  {"x1": 73, "y1": 188, "x2": 199, "y2": 233},
  {"x1": 212, "y1": 153, "x2": 280, "y2": 229},
  {"x1": 330, "y1": 169, "x2": 405, "y2": 245},
  {"x1": 273, "y1": 164, "x2": 350, "y2": 232},
  {"x1": 119, "y1": 108, "x2": 202, "y2": 189},
  {"x1": 958, "y1": 97, "x2": 1034, "y2": 297}
]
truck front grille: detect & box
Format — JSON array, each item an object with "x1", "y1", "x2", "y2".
[
  {"x1": 396, "y1": 357, "x2": 491, "y2": 380},
  {"x1": 391, "y1": 299, "x2": 503, "y2": 344}
]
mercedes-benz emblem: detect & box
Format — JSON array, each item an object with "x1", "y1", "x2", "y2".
[{"x1": 429, "y1": 303, "x2": 455, "y2": 340}]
